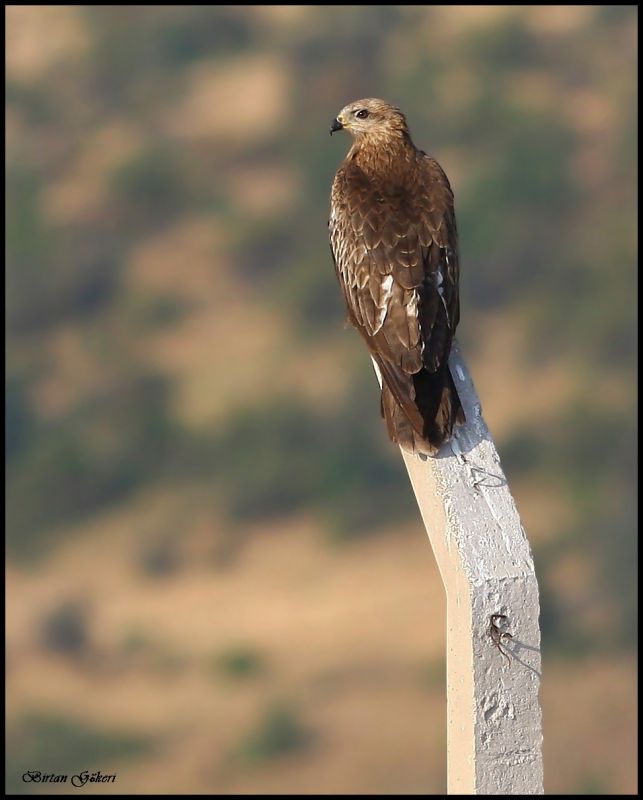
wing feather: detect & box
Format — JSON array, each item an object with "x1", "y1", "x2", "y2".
[{"x1": 329, "y1": 152, "x2": 460, "y2": 440}]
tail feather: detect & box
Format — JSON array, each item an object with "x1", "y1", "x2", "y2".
[{"x1": 380, "y1": 364, "x2": 464, "y2": 456}]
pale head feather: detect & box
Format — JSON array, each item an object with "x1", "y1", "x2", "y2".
[{"x1": 334, "y1": 98, "x2": 409, "y2": 143}]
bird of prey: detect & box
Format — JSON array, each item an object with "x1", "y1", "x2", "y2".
[{"x1": 329, "y1": 98, "x2": 464, "y2": 456}]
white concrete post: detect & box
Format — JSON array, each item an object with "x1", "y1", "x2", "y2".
[{"x1": 373, "y1": 342, "x2": 543, "y2": 795}]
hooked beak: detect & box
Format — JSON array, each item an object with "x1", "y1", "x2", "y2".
[{"x1": 329, "y1": 117, "x2": 343, "y2": 135}]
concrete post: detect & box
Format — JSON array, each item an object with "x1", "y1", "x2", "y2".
[{"x1": 373, "y1": 342, "x2": 543, "y2": 794}]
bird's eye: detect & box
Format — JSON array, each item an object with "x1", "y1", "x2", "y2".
[{"x1": 355, "y1": 109, "x2": 369, "y2": 119}]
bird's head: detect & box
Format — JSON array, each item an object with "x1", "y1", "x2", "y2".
[{"x1": 330, "y1": 98, "x2": 409, "y2": 142}]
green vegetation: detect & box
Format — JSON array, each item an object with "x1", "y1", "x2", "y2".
[
  {"x1": 117, "y1": 628, "x2": 187, "y2": 675},
  {"x1": 210, "y1": 393, "x2": 414, "y2": 538},
  {"x1": 6, "y1": 713, "x2": 153, "y2": 794},
  {"x1": 210, "y1": 645, "x2": 266, "y2": 681},
  {"x1": 6, "y1": 373, "x2": 180, "y2": 559},
  {"x1": 237, "y1": 703, "x2": 312, "y2": 762},
  {"x1": 137, "y1": 536, "x2": 183, "y2": 578},
  {"x1": 38, "y1": 600, "x2": 89, "y2": 658}
]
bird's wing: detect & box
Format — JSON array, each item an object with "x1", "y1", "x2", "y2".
[
  {"x1": 329, "y1": 155, "x2": 459, "y2": 437},
  {"x1": 414, "y1": 153, "x2": 460, "y2": 372}
]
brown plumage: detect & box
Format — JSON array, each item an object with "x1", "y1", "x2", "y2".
[{"x1": 328, "y1": 98, "x2": 464, "y2": 456}]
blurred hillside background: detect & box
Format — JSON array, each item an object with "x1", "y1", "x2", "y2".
[{"x1": 6, "y1": 5, "x2": 636, "y2": 795}]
